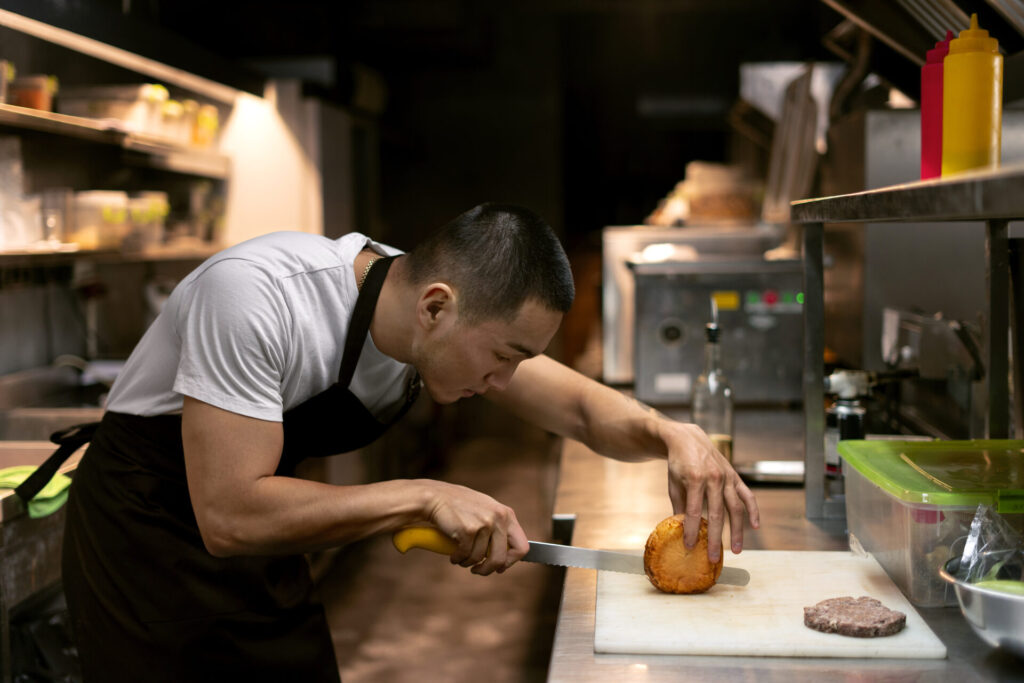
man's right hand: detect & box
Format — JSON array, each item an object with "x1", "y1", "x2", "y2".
[{"x1": 419, "y1": 480, "x2": 529, "y2": 576}]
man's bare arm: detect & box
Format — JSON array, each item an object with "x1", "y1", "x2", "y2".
[
  {"x1": 181, "y1": 396, "x2": 528, "y2": 574},
  {"x1": 485, "y1": 355, "x2": 759, "y2": 562}
]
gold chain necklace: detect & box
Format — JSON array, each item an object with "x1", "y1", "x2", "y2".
[{"x1": 359, "y1": 255, "x2": 381, "y2": 289}]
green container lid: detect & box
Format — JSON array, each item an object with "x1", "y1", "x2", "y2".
[{"x1": 837, "y1": 440, "x2": 1024, "y2": 512}]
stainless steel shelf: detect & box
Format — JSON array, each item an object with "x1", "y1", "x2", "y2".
[
  {"x1": 791, "y1": 163, "x2": 1024, "y2": 520},
  {"x1": 0, "y1": 103, "x2": 230, "y2": 179},
  {"x1": 791, "y1": 162, "x2": 1024, "y2": 223}
]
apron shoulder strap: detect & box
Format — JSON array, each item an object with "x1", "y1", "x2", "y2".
[{"x1": 337, "y1": 255, "x2": 396, "y2": 388}]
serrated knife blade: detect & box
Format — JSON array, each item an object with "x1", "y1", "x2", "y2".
[
  {"x1": 392, "y1": 527, "x2": 749, "y2": 586},
  {"x1": 522, "y1": 541, "x2": 750, "y2": 586}
]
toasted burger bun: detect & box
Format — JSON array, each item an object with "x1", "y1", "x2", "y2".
[{"x1": 643, "y1": 515, "x2": 723, "y2": 594}]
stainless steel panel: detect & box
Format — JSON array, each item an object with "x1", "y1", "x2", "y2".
[
  {"x1": 601, "y1": 224, "x2": 784, "y2": 384},
  {"x1": 814, "y1": 109, "x2": 1024, "y2": 438},
  {"x1": 631, "y1": 259, "x2": 804, "y2": 406}
]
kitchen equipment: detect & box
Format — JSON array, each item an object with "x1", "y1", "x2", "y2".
[
  {"x1": 838, "y1": 439, "x2": 1024, "y2": 607},
  {"x1": 881, "y1": 307, "x2": 985, "y2": 439},
  {"x1": 595, "y1": 549, "x2": 946, "y2": 658},
  {"x1": 821, "y1": 368, "x2": 919, "y2": 478},
  {"x1": 818, "y1": 109, "x2": 1024, "y2": 430},
  {"x1": 601, "y1": 223, "x2": 786, "y2": 385},
  {"x1": 391, "y1": 527, "x2": 751, "y2": 585},
  {"x1": 631, "y1": 258, "x2": 804, "y2": 405},
  {"x1": 941, "y1": 555, "x2": 1024, "y2": 658}
]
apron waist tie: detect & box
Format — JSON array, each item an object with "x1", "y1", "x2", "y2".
[{"x1": 15, "y1": 421, "x2": 100, "y2": 504}]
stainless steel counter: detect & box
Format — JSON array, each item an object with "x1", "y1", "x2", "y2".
[{"x1": 546, "y1": 432, "x2": 1022, "y2": 681}]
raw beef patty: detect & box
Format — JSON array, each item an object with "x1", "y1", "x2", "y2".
[{"x1": 803, "y1": 596, "x2": 906, "y2": 637}]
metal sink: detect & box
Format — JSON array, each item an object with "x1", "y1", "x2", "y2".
[
  {"x1": 0, "y1": 365, "x2": 107, "y2": 440},
  {"x1": 0, "y1": 441, "x2": 63, "y2": 469},
  {"x1": 0, "y1": 408, "x2": 104, "y2": 441}
]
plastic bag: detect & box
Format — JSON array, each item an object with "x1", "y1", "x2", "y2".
[{"x1": 955, "y1": 504, "x2": 1024, "y2": 584}]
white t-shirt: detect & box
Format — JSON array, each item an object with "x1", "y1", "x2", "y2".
[{"x1": 105, "y1": 231, "x2": 416, "y2": 422}]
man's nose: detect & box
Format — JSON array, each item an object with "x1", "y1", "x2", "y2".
[{"x1": 484, "y1": 363, "x2": 516, "y2": 391}]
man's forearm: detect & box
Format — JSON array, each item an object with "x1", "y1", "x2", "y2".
[
  {"x1": 491, "y1": 355, "x2": 673, "y2": 463},
  {"x1": 200, "y1": 476, "x2": 433, "y2": 557},
  {"x1": 574, "y1": 380, "x2": 674, "y2": 462}
]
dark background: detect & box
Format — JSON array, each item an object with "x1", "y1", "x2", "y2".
[{"x1": 104, "y1": 0, "x2": 842, "y2": 250}]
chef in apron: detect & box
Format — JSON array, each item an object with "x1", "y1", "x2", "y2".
[{"x1": 28, "y1": 203, "x2": 759, "y2": 681}]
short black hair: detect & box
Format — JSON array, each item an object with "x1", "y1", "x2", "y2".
[{"x1": 403, "y1": 203, "x2": 575, "y2": 322}]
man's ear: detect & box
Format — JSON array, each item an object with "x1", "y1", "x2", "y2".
[{"x1": 417, "y1": 283, "x2": 457, "y2": 329}]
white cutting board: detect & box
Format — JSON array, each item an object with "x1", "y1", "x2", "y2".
[{"x1": 595, "y1": 550, "x2": 947, "y2": 659}]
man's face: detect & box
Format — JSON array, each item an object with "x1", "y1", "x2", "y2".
[{"x1": 413, "y1": 297, "x2": 563, "y2": 404}]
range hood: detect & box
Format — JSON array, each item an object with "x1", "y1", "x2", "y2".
[{"x1": 820, "y1": 0, "x2": 1024, "y2": 102}]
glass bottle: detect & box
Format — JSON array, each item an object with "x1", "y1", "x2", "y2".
[{"x1": 692, "y1": 321, "x2": 734, "y2": 463}]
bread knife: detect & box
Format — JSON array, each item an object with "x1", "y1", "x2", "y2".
[{"x1": 392, "y1": 526, "x2": 750, "y2": 586}]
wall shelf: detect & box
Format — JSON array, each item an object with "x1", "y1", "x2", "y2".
[
  {"x1": 0, "y1": 103, "x2": 230, "y2": 179},
  {"x1": 0, "y1": 241, "x2": 221, "y2": 267}
]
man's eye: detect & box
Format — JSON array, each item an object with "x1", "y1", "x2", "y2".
[{"x1": 496, "y1": 354, "x2": 511, "y2": 363}]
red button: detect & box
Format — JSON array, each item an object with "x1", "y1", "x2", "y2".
[{"x1": 762, "y1": 290, "x2": 779, "y2": 305}]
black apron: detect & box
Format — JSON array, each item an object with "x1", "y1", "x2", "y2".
[{"x1": 45, "y1": 255, "x2": 417, "y2": 682}]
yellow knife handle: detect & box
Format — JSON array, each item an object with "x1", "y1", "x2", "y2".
[{"x1": 392, "y1": 526, "x2": 458, "y2": 555}]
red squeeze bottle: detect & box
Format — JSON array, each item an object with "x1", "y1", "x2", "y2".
[{"x1": 921, "y1": 30, "x2": 954, "y2": 179}]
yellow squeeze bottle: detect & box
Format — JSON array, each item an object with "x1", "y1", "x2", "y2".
[{"x1": 942, "y1": 13, "x2": 1003, "y2": 175}]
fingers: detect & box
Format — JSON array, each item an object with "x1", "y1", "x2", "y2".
[
  {"x1": 471, "y1": 525, "x2": 508, "y2": 576},
  {"x1": 668, "y1": 468, "x2": 685, "y2": 516},
  {"x1": 704, "y1": 473, "x2": 725, "y2": 564},
  {"x1": 739, "y1": 478, "x2": 760, "y2": 530},
  {"x1": 724, "y1": 479, "x2": 745, "y2": 555},
  {"x1": 683, "y1": 477, "x2": 705, "y2": 551},
  {"x1": 505, "y1": 523, "x2": 530, "y2": 568},
  {"x1": 666, "y1": 424, "x2": 760, "y2": 564},
  {"x1": 473, "y1": 510, "x2": 529, "y2": 576},
  {"x1": 452, "y1": 526, "x2": 492, "y2": 568},
  {"x1": 430, "y1": 483, "x2": 524, "y2": 577}
]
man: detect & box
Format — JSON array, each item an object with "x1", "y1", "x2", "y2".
[{"x1": 60, "y1": 203, "x2": 759, "y2": 681}]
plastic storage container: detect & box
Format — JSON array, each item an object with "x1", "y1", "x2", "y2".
[
  {"x1": 838, "y1": 439, "x2": 1024, "y2": 607},
  {"x1": 70, "y1": 190, "x2": 128, "y2": 249},
  {"x1": 0, "y1": 61, "x2": 15, "y2": 104},
  {"x1": 123, "y1": 191, "x2": 169, "y2": 252},
  {"x1": 58, "y1": 84, "x2": 169, "y2": 136},
  {"x1": 193, "y1": 103, "x2": 219, "y2": 148},
  {"x1": 9, "y1": 74, "x2": 58, "y2": 111}
]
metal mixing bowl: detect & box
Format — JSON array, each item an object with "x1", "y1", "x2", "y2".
[{"x1": 941, "y1": 557, "x2": 1024, "y2": 658}]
